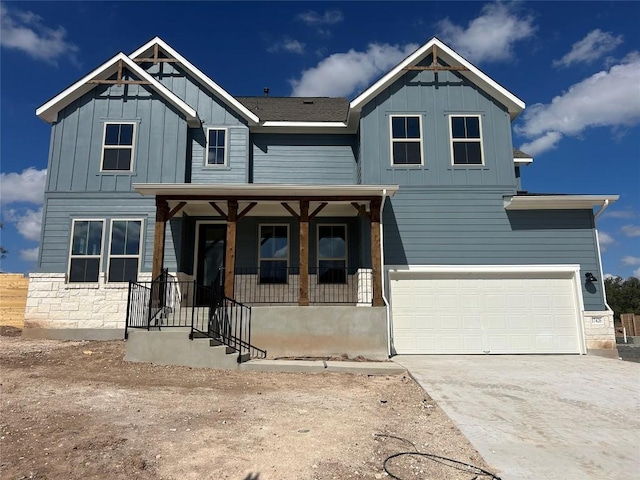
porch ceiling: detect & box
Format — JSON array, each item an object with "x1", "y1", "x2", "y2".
[{"x1": 175, "y1": 200, "x2": 364, "y2": 217}]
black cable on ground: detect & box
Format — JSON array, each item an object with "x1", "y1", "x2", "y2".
[{"x1": 375, "y1": 433, "x2": 502, "y2": 480}]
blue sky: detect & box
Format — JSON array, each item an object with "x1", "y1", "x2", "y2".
[{"x1": 1, "y1": 1, "x2": 638, "y2": 277}]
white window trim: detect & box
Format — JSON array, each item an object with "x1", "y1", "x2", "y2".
[
  {"x1": 389, "y1": 114, "x2": 424, "y2": 167},
  {"x1": 100, "y1": 121, "x2": 137, "y2": 173},
  {"x1": 67, "y1": 219, "x2": 106, "y2": 284},
  {"x1": 106, "y1": 218, "x2": 144, "y2": 283},
  {"x1": 205, "y1": 127, "x2": 229, "y2": 167},
  {"x1": 448, "y1": 114, "x2": 485, "y2": 166},
  {"x1": 258, "y1": 223, "x2": 290, "y2": 283},
  {"x1": 317, "y1": 223, "x2": 348, "y2": 270}
]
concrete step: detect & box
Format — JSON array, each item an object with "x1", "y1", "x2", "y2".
[{"x1": 124, "y1": 330, "x2": 243, "y2": 370}]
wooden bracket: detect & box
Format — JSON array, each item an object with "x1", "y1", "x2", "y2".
[
  {"x1": 309, "y1": 202, "x2": 328, "y2": 221},
  {"x1": 88, "y1": 59, "x2": 152, "y2": 85},
  {"x1": 351, "y1": 202, "x2": 371, "y2": 218},
  {"x1": 167, "y1": 202, "x2": 186, "y2": 220},
  {"x1": 403, "y1": 45, "x2": 469, "y2": 72},
  {"x1": 209, "y1": 202, "x2": 228, "y2": 220},
  {"x1": 237, "y1": 202, "x2": 257, "y2": 220},
  {"x1": 281, "y1": 202, "x2": 299, "y2": 219}
]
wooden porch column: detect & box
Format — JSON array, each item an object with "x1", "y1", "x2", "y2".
[
  {"x1": 370, "y1": 197, "x2": 384, "y2": 307},
  {"x1": 224, "y1": 200, "x2": 238, "y2": 298},
  {"x1": 299, "y1": 201, "x2": 310, "y2": 306},
  {"x1": 152, "y1": 198, "x2": 169, "y2": 280}
]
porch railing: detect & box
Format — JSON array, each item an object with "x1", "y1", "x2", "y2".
[
  {"x1": 229, "y1": 267, "x2": 373, "y2": 305},
  {"x1": 125, "y1": 272, "x2": 266, "y2": 360}
]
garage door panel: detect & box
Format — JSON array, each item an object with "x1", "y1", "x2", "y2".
[{"x1": 391, "y1": 272, "x2": 580, "y2": 354}]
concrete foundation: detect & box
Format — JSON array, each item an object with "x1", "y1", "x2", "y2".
[
  {"x1": 22, "y1": 327, "x2": 124, "y2": 341},
  {"x1": 250, "y1": 306, "x2": 388, "y2": 360}
]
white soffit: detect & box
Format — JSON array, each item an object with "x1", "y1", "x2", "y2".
[
  {"x1": 133, "y1": 183, "x2": 399, "y2": 198},
  {"x1": 36, "y1": 53, "x2": 199, "y2": 126},
  {"x1": 350, "y1": 37, "x2": 525, "y2": 119},
  {"x1": 130, "y1": 37, "x2": 260, "y2": 125},
  {"x1": 504, "y1": 195, "x2": 619, "y2": 210}
]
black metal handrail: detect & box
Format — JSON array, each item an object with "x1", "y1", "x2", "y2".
[
  {"x1": 229, "y1": 266, "x2": 372, "y2": 305},
  {"x1": 125, "y1": 270, "x2": 266, "y2": 360}
]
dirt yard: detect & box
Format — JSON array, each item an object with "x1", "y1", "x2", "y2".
[{"x1": 0, "y1": 328, "x2": 495, "y2": 480}]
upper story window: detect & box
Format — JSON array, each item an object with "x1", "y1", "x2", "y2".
[
  {"x1": 450, "y1": 115, "x2": 483, "y2": 165},
  {"x1": 259, "y1": 224, "x2": 288, "y2": 284},
  {"x1": 69, "y1": 220, "x2": 104, "y2": 283},
  {"x1": 101, "y1": 123, "x2": 136, "y2": 171},
  {"x1": 206, "y1": 128, "x2": 227, "y2": 166},
  {"x1": 390, "y1": 115, "x2": 423, "y2": 165},
  {"x1": 108, "y1": 220, "x2": 142, "y2": 283},
  {"x1": 317, "y1": 224, "x2": 347, "y2": 284}
]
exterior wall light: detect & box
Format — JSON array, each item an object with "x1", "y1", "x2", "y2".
[{"x1": 585, "y1": 272, "x2": 597, "y2": 282}]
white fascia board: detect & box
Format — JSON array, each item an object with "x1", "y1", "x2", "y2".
[
  {"x1": 514, "y1": 158, "x2": 534, "y2": 166},
  {"x1": 350, "y1": 38, "x2": 525, "y2": 119},
  {"x1": 387, "y1": 264, "x2": 581, "y2": 275},
  {"x1": 504, "y1": 195, "x2": 619, "y2": 210},
  {"x1": 261, "y1": 121, "x2": 348, "y2": 128},
  {"x1": 130, "y1": 37, "x2": 260, "y2": 125},
  {"x1": 36, "y1": 53, "x2": 199, "y2": 126},
  {"x1": 254, "y1": 121, "x2": 354, "y2": 134},
  {"x1": 133, "y1": 183, "x2": 399, "y2": 198}
]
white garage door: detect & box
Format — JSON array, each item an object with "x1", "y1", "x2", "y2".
[{"x1": 390, "y1": 271, "x2": 581, "y2": 354}]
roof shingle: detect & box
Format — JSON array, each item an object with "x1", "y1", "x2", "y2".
[{"x1": 235, "y1": 97, "x2": 349, "y2": 122}]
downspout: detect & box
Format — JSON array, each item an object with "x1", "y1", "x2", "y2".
[
  {"x1": 594, "y1": 199, "x2": 613, "y2": 313},
  {"x1": 378, "y1": 189, "x2": 392, "y2": 358},
  {"x1": 594, "y1": 199, "x2": 610, "y2": 219}
]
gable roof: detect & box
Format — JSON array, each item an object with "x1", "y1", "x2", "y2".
[
  {"x1": 236, "y1": 97, "x2": 349, "y2": 122},
  {"x1": 350, "y1": 37, "x2": 525, "y2": 120},
  {"x1": 130, "y1": 37, "x2": 259, "y2": 125},
  {"x1": 36, "y1": 53, "x2": 199, "y2": 126}
]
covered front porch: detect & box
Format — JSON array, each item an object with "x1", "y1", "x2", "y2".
[{"x1": 135, "y1": 183, "x2": 399, "y2": 308}]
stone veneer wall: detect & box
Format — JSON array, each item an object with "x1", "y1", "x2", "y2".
[
  {"x1": 583, "y1": 310, "x2": 617, "y2": 354},
  {"x1": 25, "y1": 272, "x2": 152, "y2": 330}
]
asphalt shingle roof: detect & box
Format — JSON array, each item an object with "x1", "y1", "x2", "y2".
[
  {"x1": 235, "y1": 97, "x2": 349, "y2": 122},
  {"x1": 513, "y1": 148, "x2": 533, "y2": 159}
]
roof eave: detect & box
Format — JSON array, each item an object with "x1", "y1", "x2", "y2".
[
  {"x1": 504, "y1": 195, "x2": 619, "y2": 210},
  {"x1": 130, "y1": 37, "x2": 260, "y2": 125}
]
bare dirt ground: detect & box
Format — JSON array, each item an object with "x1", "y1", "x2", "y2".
[{"x1": 0, "y1": 328, "x2": 495, "y2": 480}]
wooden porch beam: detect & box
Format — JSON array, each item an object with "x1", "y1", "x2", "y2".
[
  {"x1": 209, "y1": 202, "x2": 228, "y2": 220},
  {"x1": 167, "y1": 202, "x2": 186, "y2": 220},
  {"x1": 308, "y1": 202, "x2": 328, "y2": 221},
  {"x1": 369, "y1": 198, "x2": 384, "y2": 307},
  {"x1": 87, "y1": 79, "x2": 153, "y2": 85},
  {"x1": 299, "y1": 201, "x2": 310, "y2": 306},
  {"x1": 237, "y1": 202, "x2": 257, "y2": 220},
  {"x1": 224, "y1": 200, "x2": 238, "y2": 298},
  {"x1": 160, "y1": 194, "x2": 381, "y2": 202},
  {"x1": 351, "y1": 202, "x2": 370, "y2": 218},
  {"x1": 152, "y1": 198, "x2": 170, "y2": 280},
  {"x1": 281, "y1": 202, "x2": 299, "y2": 219}
]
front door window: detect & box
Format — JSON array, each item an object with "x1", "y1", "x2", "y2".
[{"x1": 196, "y1": 224, "x2": 226, "y2": 305}]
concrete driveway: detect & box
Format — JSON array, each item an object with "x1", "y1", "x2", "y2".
[{"x1": 394, "y1": 355, "x2": 640, "y2": 480}]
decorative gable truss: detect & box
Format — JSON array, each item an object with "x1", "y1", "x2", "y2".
[{"x1": 36, "y1": 52, "x2": 200, "y2": 127}]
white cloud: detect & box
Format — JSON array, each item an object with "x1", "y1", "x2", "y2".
[
  {"x1": 621, "y1": 225, "x2": 640, "y2": 237},
  {"x1": 0, "y1": 2, "x2": 78, "y2": 63},
  {"x1": 0, "y1": 167, "x2": 47, "y2": 205},
  {"x1": 437, "y1": 2, "x2": 535, "y2": 64},
  {"x1": 5, "y1": 207, "x2": 43, "y2": 241},
  {"x1": 519, "y1": 131, "x2": 562, "y2": 157},
  {"x1": 606, "y1": 209, "x2": 635, "y2": 219},
  {"x1": 598, "y1": 231, "x2": 615, "y2": 251},
  {"x1": 290, "y1": 42, "x2": 418, "y2": 97},
  {"x1": 603, "y1": 273, "x2": 617, "y2": 280},
  {"x1": 554, "y1": 29, "x2": 623, "y2": 68},
  {"x1": 19, "y1": 247, "x2": 39, "y2": 262},
  {"x1": 634, "y1": 267, "x2": 640, "y2": 278},
  {"x1": 516, "y1": 54, "x2": 640, "y2": 154},
  {"x1": 297, "y1": 10, "x2": 343, "y2": 26},
  {"x1": 268, "y1": 38, "x2": 305, "y2": 55},
  {"x1": 622, "y1": 256, "x2": 640, "y2": 266}
]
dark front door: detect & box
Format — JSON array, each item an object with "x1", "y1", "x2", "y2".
[{"x1": 196, "y1": 224, "x2": 226, "y2": 306}]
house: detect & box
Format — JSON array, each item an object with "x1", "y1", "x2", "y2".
[{"x1": 25, "y1": 37, "x2": 619, "y2": 360}]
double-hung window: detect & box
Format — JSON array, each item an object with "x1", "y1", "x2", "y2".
[
  {"x1": 69, "y1": 220, "x2": 104, "y2": 283},
  {"x1": 108, "y1": 220, "x2": 142, "y2": 283},
  {"x1": 318, "y1": 225, "x2": 347, "y2": 284},
  {"x1": 450, "y1": 115, "x2": 483, "y2": 165},
  {"x1": 101, "y1": 122, "x2": 136, "y2": 171},
  {"x1": 390, "y1": 115, "x2": 423, "y2": 165},
  {"x1": 206, "y1": 128, "x2": 227, "y2": 166},
  {"x1": 259, "y1": 225, "x2": 288, "y2": 284}
]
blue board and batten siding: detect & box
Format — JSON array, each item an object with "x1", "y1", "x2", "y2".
[
  {"x1": 359, "y1": 62, "x2": 516, "y2": 188},
  {"x1": 144, "y1": 62, "x2": 250, "y2": 184},
  {"x1": 46, "y1": 82, "x2": 188, "y2": 192}
]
